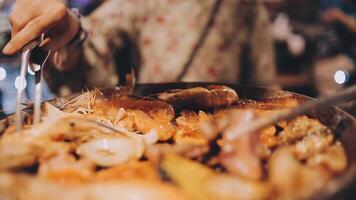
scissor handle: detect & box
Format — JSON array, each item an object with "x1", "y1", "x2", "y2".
[{"x1": 22, "y1": 39, "x2": 41, "y2": 53}]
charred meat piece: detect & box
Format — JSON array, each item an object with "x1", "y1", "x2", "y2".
[
  {"x1": 92, "y1": 97, "x2": 175, "y2": 122},
  {"x1": 157, "y1": 85, "x2": 238, "y2": 110},
  {"x1": 174, "y1": 110, "x2": 213, "y2": 146},
  {"x1": 123, "y1": 109, "x2": 176, "y2": 141},
  {"x1": 91, "y1": 97, "x2": 176, "y2": 141}
]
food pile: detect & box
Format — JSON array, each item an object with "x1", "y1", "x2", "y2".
[{"x1": 0, "y1": 86, "x2": 347, "y2": 200}]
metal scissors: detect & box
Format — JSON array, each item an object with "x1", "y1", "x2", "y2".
[{"x1": 15, "y1": 35, "x2": 50, "y2": 131}]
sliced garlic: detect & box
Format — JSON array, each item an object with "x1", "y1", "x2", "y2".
[
  {"x1": 142, "y1": 129, "x2": 159, "y2": 145},
  {"x1": 77, "y1": 137, "x2": 145, "y2": 167}
]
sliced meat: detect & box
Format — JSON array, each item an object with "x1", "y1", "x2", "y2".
[{"x1": 157, "y1": 85, "x2": 238, "y2": 110}]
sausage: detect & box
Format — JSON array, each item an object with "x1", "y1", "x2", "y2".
[{"x1": 157, "y1": 85, "x2": 238, "y2": 110}]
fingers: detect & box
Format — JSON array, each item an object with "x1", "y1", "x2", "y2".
[
  {"x1": 9, "y1": 13, "x2": 38, "y2": 38},
  {"x1": 3, "y1": 0, "x2": 69, "y2": 55},
  {"x1": 8, "y1": 0, "x2": 41, "y2": 37},
  {"x1": 3, "y1": 9, "x2": 67, "y2": 54},
  {"x1": 3, "y1": 16, "x2": 48, "y2": 54}
]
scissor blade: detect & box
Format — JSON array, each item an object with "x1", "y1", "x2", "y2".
[
  {"x1": 32, "y1": 48, "x2": 50, "y2": 124},
  {"x1": 33, "y1": 69, "x2": 42, "y2": 124},
  {"x1": 15, "y1": 50, "x2": 31, "y2": 131}
]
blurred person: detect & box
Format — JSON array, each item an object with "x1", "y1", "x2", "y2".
[
  {"x1": 2, "y1": 0, "x2": 278, "y2": 96},
  {"x1": 313, "y1": 0, "x2": 356, "y2": 96},
  {"x1": 68, "y1": 0, "x2": 104, "y2": 15},
  {"x1": 321, "y1": 1, "x2": 356, "y2": 114},
  {"x1": 268, "y1": 0, "x2": 308, "y2": 58},
  {"x1": 268, "y1": 0, "x2": 319, "y2": 96},
  {"x1": 322, "y1": 0, "x2": 356, "y2": 59}
]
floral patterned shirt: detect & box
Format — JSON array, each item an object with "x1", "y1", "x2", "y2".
[{"x1": 45, "y1": 0, "x2": 278, "y2": 96}]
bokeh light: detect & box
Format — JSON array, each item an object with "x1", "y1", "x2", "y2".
[
  {"x1": 0, "y1": 67, "x2": 6, "y2": 80},
  {"x1": 334, "y1": 70, "x2": 348, "y2": 85},
  {"x1": 14, "y1": 76, "x2": 27, "y2": 90}
]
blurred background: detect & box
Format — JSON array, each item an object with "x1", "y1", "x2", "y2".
[{"x1": 0, "y1": 0, "x2": 355, "y2": 116}]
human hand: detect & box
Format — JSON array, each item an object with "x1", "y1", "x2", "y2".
[
  {"x1": 2, "y1": 0, "x2": 79, "y2": 55},
  {"x1": 322, "y1": 8, "x2": 344, "y2": 24}
]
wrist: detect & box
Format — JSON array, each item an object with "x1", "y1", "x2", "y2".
[
  {"x1": 66, "y1": 9, "x2": 81, "y2": 46},
  {"x1": 66, "y1": 9, "x2": 87, "y2": 47}
]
